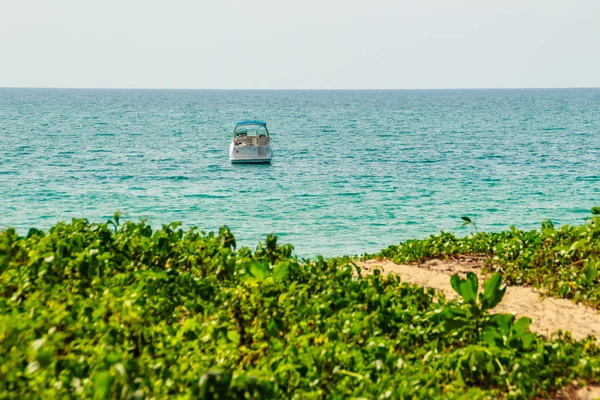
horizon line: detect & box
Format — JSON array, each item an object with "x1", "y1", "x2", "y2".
[{"x1": 1, "y1": 86, "x2": 600, "y2": 91}]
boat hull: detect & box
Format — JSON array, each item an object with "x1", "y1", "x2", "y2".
[
  {"x1": 231, "y1": 159, "x2": 272, "y2": 164},
  {"x1": 229, "y1": 142, "x2": 272, "y2": 164}
]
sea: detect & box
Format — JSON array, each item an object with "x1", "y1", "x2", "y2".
[{"x1": 1, "y1": 88, "x2": 599, "y2": 257}]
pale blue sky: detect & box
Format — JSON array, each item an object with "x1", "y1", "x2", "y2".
[{"x1": 1, "y1": 0, "x2": 599, "y2": 89}]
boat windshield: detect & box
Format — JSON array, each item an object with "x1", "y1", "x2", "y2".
[{"x1": 234, "y1": 124, "x2": 268, "y2": 137}]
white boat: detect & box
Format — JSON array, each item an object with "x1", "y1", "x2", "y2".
[{"x1": 229, "y1": 120, "x2": 272, "y2": 164}]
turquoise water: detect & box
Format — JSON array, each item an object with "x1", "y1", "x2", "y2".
[{"x1": 1, "y1": 88, "x2": 599, "y2": 257}]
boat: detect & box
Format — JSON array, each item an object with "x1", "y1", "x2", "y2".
[{"x1": 229, "y1": 120, "x2": 273, "y2": 164}]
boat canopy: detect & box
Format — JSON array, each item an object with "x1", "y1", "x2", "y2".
[
  {"x1": 233, "y1": 120, "x2": 269, "y2": 137},
  {"x1": 236, "y1": 120, "x2": 266, "y2": 127}
]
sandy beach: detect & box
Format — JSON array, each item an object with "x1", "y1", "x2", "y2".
[
  {"x1": 357, "y1": 257, "x2": 600, "y2": 341},
  {"x1": 357, "y1": 257, "x2": 600, "y2": 399}
]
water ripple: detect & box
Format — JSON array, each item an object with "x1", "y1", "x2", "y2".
[{"x1": 1, "y1": 88, "x2": 599, "y2": 257}]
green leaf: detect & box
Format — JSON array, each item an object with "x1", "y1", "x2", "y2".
[
  {"x1": 482, "y1": 326, "x2": 503, "y2": 346},
  {"x1": 513, "y1": 317, "x2": 531, "y2": 336},
  {"x1": 541, "y1": 219, "x2": 554, "y2": 230},
  {"x1": 591, "y1": 206, "x2": 600, "y2": 215},
  {"x1": 583, "y1": 264, "x2": 598, "y2": 283},
  {"x1": 450, "y1": 274, "x2": 461, "y2": 295},
  {"x1": 94, "y1": 371, "x2": 112, "y2": 399},
  {"x1": 249, "y1": 261, "x2": 270, "y2": 281},
  {"x1": 469, "y1": 351, "x2": 477, "y2": 372},
  {"x1": 272, "y1": 261, "x2": 289, "y2": 282},
  {"x1": 450, "y1": 274, "x2": 477, "y2": 304},
  {"x1": 465, "y1": 272, "x2": 478, "y2": 300},
  {"x1": 278, "y1": 292, "x2": 288, "y2": 305},
  {"x1": 454, "y1": 367, "x2": 466, "y2": 387},
  {"x1": 461, "y1": 216, "x2": 472, "y2": 223},
  {"x1": 227, "y1": 330, "x2": 241, "y2": 344},
  {"x1": 457, "y1": 281, "x2": 475, "y2": 303},
  {"x1": 480, "y1": 273, "x2": 506, "y2": 311},
  {"x1": 36, "y1": 350, "x2": 53, "y2": 368},
  {"x1": 460, "y1": 274, "x2": 478, "y2": 304},
  {"x1": 106, "y1": 352, "x2": 120, "y2": 365},
  {"x1": 521, "y1": 333, "x2": 536, "y2": 349},
  {"x1": 267, "y1": 320, "x2": 279, "y2": 337},
  {"x1": 442, "y1": 306, "x2": 468, "y2": 318},
  {"x1": 444, "y1": 318, "x2": 470, "y2": 331},
  {"x1": 488, "y1": 313, "x2": 513, "y2": 336},
  {"x1": 486, "y1": 360, "x2": 496, "y2": 374}
]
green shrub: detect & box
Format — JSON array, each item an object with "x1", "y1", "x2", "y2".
[{"x1": 0, "y1": 216, "x2": 598, "y2": 399}]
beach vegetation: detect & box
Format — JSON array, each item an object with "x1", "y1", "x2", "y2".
[
  {"x1": 368, "y1": 207, "x2": 600, "y2": 308},
  {"x1": 0, "y1": 215, "x2": 599, "y2": 398}
]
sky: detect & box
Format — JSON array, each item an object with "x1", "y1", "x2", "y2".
[{"x1": 1, "y1": 0, "x2": 599, "y2": 89}]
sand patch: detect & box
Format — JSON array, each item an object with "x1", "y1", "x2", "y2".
[
  {"x1": 357, "y1": 257, "x2": 600, "y2": 341},
  {"x1": 575, "y1": 385, "x2": 600, "y2": 400},
  {"x1": 559, "y1": 384, "x2": 600, "y2": 400}
]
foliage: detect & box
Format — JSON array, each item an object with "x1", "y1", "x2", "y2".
[
  {"x1": 0, "y1": 216, "x2": 599, "y2": 399},
  {"x1": 461, "y1": 216, "x2": 478, "y2": 234},
  {"x1": 367, "y1": 208, "x2": 600, "y2": 307}
]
